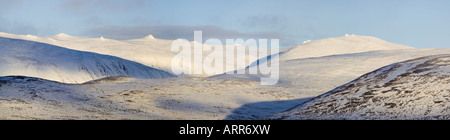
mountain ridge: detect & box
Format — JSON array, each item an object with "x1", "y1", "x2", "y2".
[
  {"x1": 269, "y1": 54, "x2": 450, "y2": 120},
  {"x1": 0, "y1": 37, "x2": 175, "y2": 84},
  {"x1": 280, "y1": 35, "x2": 414, "y2": 61}
]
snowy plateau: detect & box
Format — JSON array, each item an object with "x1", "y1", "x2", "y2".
[{"x1": 1, "y1": 32, "x2": 450, "y2": 120}]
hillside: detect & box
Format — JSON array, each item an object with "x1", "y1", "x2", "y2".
[
  {"x1": 214, "y1": 35, "x2": 450, "y2": 97},
  {"x1": 269, "y1": 54, "x2": 450, "y2": 120},
  {"x1": 0, "y1": 76, "x2": 307, "y2": 120},
  {"x1": 280, "y1": 35, "x2": 413, "y2": 61},
  {"x1": 0, "y1": 37, "x2": 174, "y2": 83},
  {"x1": 0, "y1": 32, "x2": 262, "y2": 77}
]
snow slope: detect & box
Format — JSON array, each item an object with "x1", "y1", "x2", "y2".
[
  {"x1": 269, "y1": 54, "x2": 450, "y2": 120},
  {"x1": 0, "y1": 37, "x2": 174, "y2": 83},
  {"x1": 2, "y1": 32, "x2": 450, "y2": 120},
  {"x1": 280, "y1": 35, "x2": 413, "y2": 61},
  {"x1": 214, "y1": 35, "x2": 450, "y2": 97},
  {"x1": 0, "y1": 76, "x2": 309, "y2": 120},
  {"x1": 0, "y1": 32, "x2": 262, "y2": 77}
]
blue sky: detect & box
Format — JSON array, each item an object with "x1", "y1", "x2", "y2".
[{"x1": 0, "y1": 0, "x2": 449, "y2": 48}]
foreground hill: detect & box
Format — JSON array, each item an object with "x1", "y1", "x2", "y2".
[
  {"x1": 0, "y1": 76, "x2": 305, "y2": 120},
  {"x1": 214, "y1": 35, "x2": 450, "y2": 97},
  {"x1": 269, "y1": 54, "x2": 450, "y2": 120},
  {"x1": 0, "y1": 37, "x2": 174, "y2": 83}
]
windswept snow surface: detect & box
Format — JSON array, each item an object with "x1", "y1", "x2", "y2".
[
  {"x1": 269, "y1": 55, "x2": 450, "y2": 120},
  {"x1": 0, "y1": 32, "x2": 265, "y2": 77},
  {"x1": 280, "y1": 35, "x2": 412, "y2": 61},
  {"x1": 0, "y1": 76, "x2": 307, "y2": 120},
  {"x1": 3, "y1": 32, "x2": 450, "y2": 120},
  {"x1": 0, "y1": 37, "x2": 174, "y2": 83},
  {"x1": 215, "y1": 35, "x2": 450, "y2": 98}
]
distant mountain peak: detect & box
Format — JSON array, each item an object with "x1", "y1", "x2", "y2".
[
  {"x1": 280, "y1": 35, "x2": 413, "y2": 61},
  {"x1": 25, "y1": 34, "x2": 38, "y2": 39},
  {"x1": 146, "y1": 35, "x2": 155, "y2": 39},
  {"x1": 54, "y1": 33, "x2": 73, "y2": 38},
  {"x1": 344, "y1": 34, "x2": 356, "y2": 37},
  {"x1": 302, "y1": 40, "x2": 311, "y2": 44}
]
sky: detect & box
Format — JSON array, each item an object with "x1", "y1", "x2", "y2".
[{"x1": 0, "y1": 0, "x2": 449, "y2": 48}]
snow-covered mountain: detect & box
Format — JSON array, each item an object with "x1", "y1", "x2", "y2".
[
  {"x1": 214, "y1": 35, "x2": 450, "y2": 97},
  {"x1": 280, "y1": 35, "x2": 413, "y2": 61},
  {"x1": 0, "y1": 32, "x2": 262, "y2": 77},
  {"x1": 2, "y1": 32, "x2": 450, "y2": 120},
  {"x1": 269, "y1": 54, "x2": 450, "y2": 120},
  {"x1": 0, "y1": 37, "x2": 174, "y2": 83}
]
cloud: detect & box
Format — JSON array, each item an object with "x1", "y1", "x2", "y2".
[
  {"x1": 84, "y1": 25, "x2": 284, "y2": 41},
  {"x1": 60, "y1": 0, "x2": 146, "y2": 14},
  {"x1": 83, "y1": 16, "x2": 107, "y2": 27},
  {"x1": 83, "y1": 25, "x2": 303, "y2": 47},
  {"x1": 0, "y1": 18, "x2": 38, "y2": 35},
  {"x1": 0, "y1": 0, "x2": 22, "y2": 12},
  {"x1": 240, "y1": 15, "x2": 287, "y2": 30}
]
